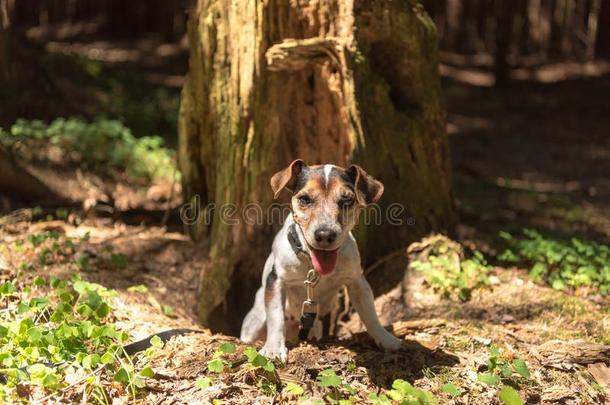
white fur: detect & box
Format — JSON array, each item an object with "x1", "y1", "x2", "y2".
[
  {"x1": 240, "y1": 215, "x2": 402, "y2": 361},
  {"x1": 323, "y1": 164, "x2": 336, "y2": 186}
]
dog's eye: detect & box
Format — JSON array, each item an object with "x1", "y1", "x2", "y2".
[
  {"x1": 298, "y1": 195, "x2": 312, "y2": 206},
  {"x1": 339, "y1": 194, "x2": 355, "y2": 208}
]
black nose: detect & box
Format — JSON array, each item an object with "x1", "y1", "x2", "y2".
[{"x1": 314, "y1": 228, "x2": 337, "y2": 244}]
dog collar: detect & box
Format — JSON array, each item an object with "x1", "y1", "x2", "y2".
[
  {"x1": 288, "y1": 220, "x2": 320, "y2": 341},
  {"x1": 288, "y1": 221, "x2": 307, "y2": 257}
]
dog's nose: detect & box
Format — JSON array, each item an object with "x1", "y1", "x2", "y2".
[{"x1": 314, "y1": 228, "x2": 337, "y2": 244}]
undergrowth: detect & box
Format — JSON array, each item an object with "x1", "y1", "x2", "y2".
[
  {"x1": 0, "y1": 230, "x2": 157, "y2": 402},
  {"x1": 409, "y1": 236, "x2": 491, "y2": 301},
  {"x1": 499, "y1": 229, "x2": 610, "y2": 295},
  {"x1": 1, "y1": 117, "x2": 176, "y2": 182}
]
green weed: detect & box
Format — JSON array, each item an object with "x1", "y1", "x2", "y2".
[
  {"x1": 0, "y1": 275, "x2": 156, "y2": 401},
  {"x1": 369, "y1": 379, "x2": 438, "y2": 405},
  {"x1": 499, "y1": 229, "x2": 610, "y2": 295},
  {"x1": 2, "y1": 117, "x2": 177, "y2": 182},
  {"x1": 0, "y1": 230, "x2": 162, "y2": 402},
  {"x1": 475, "y1": 346, "x2": 529, "y2": 405},
  {"x1": 411, "y1": 247, "x2": 491, "y2": 301}
]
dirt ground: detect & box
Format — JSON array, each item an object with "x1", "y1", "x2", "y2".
[{"x1": 0, "y1": 216, "x2": 608, "y2": 403}]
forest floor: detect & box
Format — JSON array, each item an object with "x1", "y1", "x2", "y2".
[
  {"x1": 0, "y1": 214, "x2": 608, "y2": 403},
  {"x1": 0, "y1": 36, "x2": 609, "y2": 404}
]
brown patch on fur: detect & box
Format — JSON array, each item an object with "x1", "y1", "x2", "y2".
[
  {"x1": 264, "y1": 289, "x2": 275, "y2": 305},
  {"x1": 347, "y1": 165, "x2": 384, "y2": 206},
  {"x1": 291, "y1": 168, "x2": 361, "y2": 244},
  {"x1": 270, "y1": 159, "x2": 306, "y2": 199}
]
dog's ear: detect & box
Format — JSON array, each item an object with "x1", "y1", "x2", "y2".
[
  {"x1": 347, "y1": 164, "x2": 384, "y2": 206},
  {"x1": 270, "y1": 159, "x2": 307, "y2": 199}
]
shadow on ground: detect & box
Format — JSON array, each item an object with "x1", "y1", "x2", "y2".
[{"x1": 444, "y1": 59, "x2": 610, "y2": 246}]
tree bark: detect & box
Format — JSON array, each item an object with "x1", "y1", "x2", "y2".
[
  {"x1": 178, "y1": 0, "x2": 456, "y2": 334},
  {"x1": 595, "y1": 0, "x2": 610, "y2": 59},
  {"x1": 494, "y1": 0, "x2": 518, "y2": 88}
]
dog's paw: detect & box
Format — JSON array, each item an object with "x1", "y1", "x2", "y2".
[
  {"x1": 376, "y1": 333, "x2": 403, "y2": 351},
  {"x1": 260, "y1": 343, "x2": 288, "y2": 362}
]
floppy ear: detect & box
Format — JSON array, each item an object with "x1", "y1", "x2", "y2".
[
  {"x1": 347, "y1": 164, "x2": 384, "y2": 206},
  {"x1": 270, "y1": 159, "x2": 307, "y2": 199}
]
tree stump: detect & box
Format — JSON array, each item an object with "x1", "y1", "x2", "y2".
[{"x1": 178, "y1": 0, "x2": 456, "y2": 333}]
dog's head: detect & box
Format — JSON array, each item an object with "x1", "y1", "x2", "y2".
[{"x1": 271, "y1": 159, "x2": 383, "y2": 274}]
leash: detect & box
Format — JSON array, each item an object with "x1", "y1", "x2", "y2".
[
  {"x1": 287, "y1": 217, "x2": 321, "y2": 342},
  {"x1": 298, "y1": 269, "x2": 320, "y2": 341}
]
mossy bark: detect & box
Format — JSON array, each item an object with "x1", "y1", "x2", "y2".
[{"x1": 178, "y1": 0, "x2": 456, "y2": 334}]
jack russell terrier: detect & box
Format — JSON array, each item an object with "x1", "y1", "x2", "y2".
[{"x1": 240, "y1": 159, "x2": 403, "y2": 361}]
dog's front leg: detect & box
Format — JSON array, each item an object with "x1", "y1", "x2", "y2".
[
  {"x1": 260, "y1": 266, "x2": 288, "y2": 361},
  {"x1": 347, "y1": 275, "x2": 402, "y2": 351}
]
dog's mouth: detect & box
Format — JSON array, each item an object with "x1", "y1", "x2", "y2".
[{"x1": 308, "y1": 246, "x2": 339, "y2": 275}]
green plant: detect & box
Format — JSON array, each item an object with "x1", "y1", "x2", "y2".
[
  {"x1": 384, "y1": 379, "x2": 438, "y2": 405},
  {"x1": 499, "y1": 386, "x2": 524, "y2": 405},
  {"x1": 207, "y1": 342, "x2": 236, "y2": 373},
  {"x1": 411, "y1": 247, "x2": 491, "y2": 301},
  {"x1": 2, "y1": 117, "x2": 177, "y2": 182},
  {"x1": 0, "y1": 230, "x2": 162, "y2": 402},
  {"x1": 0, "y1": 275, "x2": 156, "y2": 402},
  {"x1": 315, "y1": 369, "x2": 359, "y2": 404},
  {"x1": 476, "y1": 346, "x2": 529, "y2": 404},
  {"x1": 499, "y1": 229, "x2": 610, "y2": 294},
  {"x1": 480, "y1": 346, "x2": 530, "y2": 382}
]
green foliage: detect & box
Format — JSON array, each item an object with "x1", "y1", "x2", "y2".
[
  {"x1": 476, "y1": 346, "x2": 528, "y2": 404},
  {"x1": 0, "y1": 274, "x2": 152, "y2": 400},
  {"x1": 2, "y1": 117, "x2": 177, "y2": 181},
  {"x1": 441, "y1": 383, "x2": 461, "y2": 396},
  {"x1": 0, "y1": 231, "x2": 161, "y2": 401},
  {"x1": 477, "y1": 373, "x2": 500, "y2": 386},
  {"x1": 243, "y1": 346, "x2": 275, "y2": 372},
  {"x1": 196, "y1": 377, "x2": 213, "y2": 390},
  {"x1": 314, "y1": 369, "x2": 358, "y2": 404},
  {"x1": 283, "y1": 381, "x2": 304, "y2": 397},
  {"x1": 412, "y1": 248, "x2": 491, "y2": 301},
  {"x1": 207, "y1": 358, "x2": 227, "y2": 373},
  {"x1": 499, "y1": 229, "x2": 610, "y2": 294},
  {"x1": 127, "y1": 284, "x2": 149, "y2": 294},
  {"x1": 385, "y1": 379, "x2": 438, "y2": 405},
  {"x1": 484, "y1": 346, "x2": 531, "y2": 381},
  {"x1": 317, "y1": 369, "x2": 342, "y2": 388},
  {"x1": 499, "y1": 386, "x2": 524, "y2": 405}
]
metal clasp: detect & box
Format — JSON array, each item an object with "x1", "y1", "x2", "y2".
[{"x1": 301, "y1": 269, "x2": 320, "y2": 317}]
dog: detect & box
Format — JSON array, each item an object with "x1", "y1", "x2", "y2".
[{"x1": 240, "y1": 159, "x2": 402, "y2": 361}]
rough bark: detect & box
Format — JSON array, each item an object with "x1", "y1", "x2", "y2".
[{"x1": 178, "y1": 0, "x2": 456, "y2": 334}]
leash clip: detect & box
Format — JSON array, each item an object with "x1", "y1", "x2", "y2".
[
  {"x1": 301, "y1": 269, "x2": 320, "y2": 317},
  {"x1": 299, "y1": 269, "x2": 320, "y2": 340}
]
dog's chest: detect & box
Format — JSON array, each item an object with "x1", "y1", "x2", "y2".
[{"x1": 283, "y1": 274, "x2": 348, "y2": 320}]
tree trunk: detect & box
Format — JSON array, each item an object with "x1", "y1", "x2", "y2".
[
  {"x1": 596, "y1": 0, "x2": 610, "y2": 59},
  {"x1": 178, "y1": 0, "x2": 456, "y2": 334},
  {"x1": 494, "y1": 0, "x2": 518, "y2": 88},
  {"x1": 0, "y1": 0, "x2": 12, "y2": 81}
]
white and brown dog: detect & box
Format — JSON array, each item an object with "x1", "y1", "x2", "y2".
[{"x1": 240, "y1": 159, "x2": 402, "y2": 361}]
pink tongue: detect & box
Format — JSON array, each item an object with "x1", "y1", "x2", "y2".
[{"x1": 309, "y1": 248, "x2": 338, "y2": 275}]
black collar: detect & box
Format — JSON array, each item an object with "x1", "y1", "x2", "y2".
[{"x1": 288, "y1": 221, "x2": 307, "y2": 257}]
